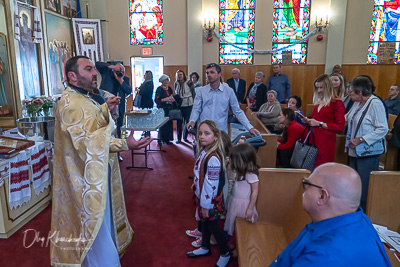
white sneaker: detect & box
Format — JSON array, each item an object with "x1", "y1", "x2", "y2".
[{"x1": 191, "y1": 237, "x2": 202, "y2": 248}]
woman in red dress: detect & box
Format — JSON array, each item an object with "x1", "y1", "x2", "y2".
[{"x1": 304, "y1": 74, "x2": 345, "y2": 168}]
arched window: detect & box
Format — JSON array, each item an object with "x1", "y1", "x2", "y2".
[
  {"x1": 129, "y1": 0, "x2": 163, "y2": 45},
  {"x1": 367, "y1": 0, "x2": 400, "y2": 64},
  {"x1": 271, "y1": 0, "x2": 311, "y2": 64},
  {"x1": 219, "y1": 0, "x2": 256, "y2": 64}
]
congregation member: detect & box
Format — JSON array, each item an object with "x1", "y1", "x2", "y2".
[
  {"x1": 303, "y1": 74, "x2": 345, "y2": 168},
  {"x1": 155, "y1": 74, "x2": 174, "y2": 145},
  {"x1": 330, "y1": 72, "x2": 345, "y2": 98},
  {"x1": 345, "y1": 76, "x2": 388, "y2": 210},
  {"x1": 51, "y1": 56, "x2": 152, "y2": 266},
  {"x1": 226, "y1": 68, "x2": 247, "y2": 104},
  {"x1": 246, "y1": 71, "x2": 268, "y2": 111},
  {"x1": 136, "y1": 70, "x2": 154, "y2": 109},
  {"x1": 287, "y1": 95, "x2": 305, "y2": 125},
  {"x1": 187, "y1": 63, "x2": 259, "y2": 136},
  {"x1": 252, "y1": 90, "x2": 281, "y2": 132},
  {"x1": 174, "y1": 70, "x2": 195, "y2": 143},
  {"x1": 190, "y1": 71, "x2": 202, "y2": 91},
  {"x1": 342, "y1": 81, "x2": 355, "y2": 114},
  {"x1": 95, "y1": 61, "x2": 132, "y2": 139},
  {"x1": 266, "y1": 64, "x2": 291, "y2": 104},
  {"x1": 384, "y1": 84, "x2": 400, "y2": 115},
  {"x1": 269, "y1": 163, "x2": 391, "y2": 266},
  {"x1": 276, "y1": 108, "x2": 305, "y2": 168},
  {"x1": 331, "y1": 64, "x2": 346, "y2": 83}
]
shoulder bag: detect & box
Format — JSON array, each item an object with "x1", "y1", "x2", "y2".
[
  {"x1": 168, "y1": 102, "x2": 183, "y2": 121},
  {"x1": 290, "y1": 127, "x2": 319, "y2": 171},
  {"x1": 353, "y1": 99, "x2": 386, "y2": 157}
]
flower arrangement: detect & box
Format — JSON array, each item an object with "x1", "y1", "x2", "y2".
[{"x1": 22, "y1": 95, "x2": 61, "y2": 117}]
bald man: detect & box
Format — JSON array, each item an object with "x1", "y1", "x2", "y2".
[{"x1": 270, "y1": 163, "x2": 391, "y2": 266}]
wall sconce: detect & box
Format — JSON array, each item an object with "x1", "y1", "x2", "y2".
[
  {"x1": 203, "y1": 18, "x2": 216, "y2": 42},
  {"x1": 315, "y1": 15, "x2": 329, "y2": 41},
  {"x1": 315, "y1": 16, "x2": 329, "y2": 33}
]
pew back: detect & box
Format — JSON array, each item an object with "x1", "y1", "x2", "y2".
[
  {"x1": 366, "y1": 171, "x2": 400, "y2": 231},
  {"x1": 236, "y1": 168, "x2": 311, "y2": 267}
]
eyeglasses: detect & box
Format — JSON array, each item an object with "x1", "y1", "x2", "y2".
[{"x1": 302, "y1": 179, "x2": 323, "y2": 190}]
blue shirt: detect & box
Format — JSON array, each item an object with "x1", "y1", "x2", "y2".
[
  {"x1": 269, "y1": 209, "x2": 391, "y2": 267},
  {"x1": 384, "y1": 95, "x2": 400, "y2": 115},
  {"x1": 189, "y1": 83, "x2": 253, "y2": 133},
  {"x1": 267, "y1": 73, "x2": 291, "y2": 103}
]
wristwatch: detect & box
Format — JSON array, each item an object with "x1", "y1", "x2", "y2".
[
  {"x1": 359, "y1": 137, "x2": 365, "y2": 142},
  {"x1": 319, "y1": 121, "x2": 324, "y2": 128}
]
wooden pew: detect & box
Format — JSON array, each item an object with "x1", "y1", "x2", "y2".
[
  {"x1": 245, "y1": 109, "x2": 278, "y2": 168},
  {"x1": 379, "y1": 114, "x2": 398, "y2": 170},
  {"x1": 235, "y1": 168, "x2": 311, "y2": 267},
  {"x1": 366, "y1": 171, "x2": 400, "y2": 266},
  {"x1": 334, "y1": 134, "x2": 348, "y2": 164},
  {"x1": 366, "y1": 171, "x2": 400, "y2": 231}
]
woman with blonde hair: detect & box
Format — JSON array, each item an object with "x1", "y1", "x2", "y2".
[
  {"x1": 330, "y1": 73, "x2": 345, "y2": 98},
  {"x1": 303, "y1": 74, "x2": 345, "y2": 168}
]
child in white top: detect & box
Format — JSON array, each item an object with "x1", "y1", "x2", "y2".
[{"x1": 187, "y1": 120, "x2": 230, "y2": 267}]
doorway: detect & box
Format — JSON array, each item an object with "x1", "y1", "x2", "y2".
[{"x1": 130, "y1": 56, "x2": 164, "y2": 108}]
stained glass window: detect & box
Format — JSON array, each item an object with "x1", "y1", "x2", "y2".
[
  {"x1": 367, "y1": 0, "x2": 400, "y2": 64},
  {"x1": 219, "y1": 0, "x2": 255, "y2": 64},
  {"x1": 271, "y1": 0, "x2": 311, "y2": 64},
  {"x1": 129, "y1": 0, "x2": 163, "y2": 45}
]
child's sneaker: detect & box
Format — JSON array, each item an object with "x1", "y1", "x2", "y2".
[
  {"x1": 191, "y1": 237, "x2": 202, "y2": 248},
  {"x1": 186, "y1": 228, "x2": 202, "y2": 238}
]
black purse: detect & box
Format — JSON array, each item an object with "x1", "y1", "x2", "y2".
[
  {"x1": 168, "y1": 102, "x2": 183, "y2": 121},
  {"x1": 290, "y1": 127, "x2": 319, "y2": 171}
]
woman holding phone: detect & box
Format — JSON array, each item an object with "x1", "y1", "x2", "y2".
[{"x1": 303, "y1": 74, "x2": 345, "y2": 168}]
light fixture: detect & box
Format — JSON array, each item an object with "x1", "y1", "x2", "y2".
[
  {"x1": 315, "y1": 15, "x2": 329, "y2": 41},
  {"x1": 203, "y1": 17, "x2": 216, "y2": 42},
  {"x1": 315, "y1": 15, "x2": 329, "y2": 32}
]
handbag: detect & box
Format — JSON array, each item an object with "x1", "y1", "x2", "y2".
[
  {"x1": 168, "y1": 103, "x2": 182, "y2": 121},
  {"x1": 290, "y1": 127, "x2": 319, "y2": 171},
  {"x1": 353, "y1": 99, "x2": 386, "y2": 157},
  {"x1": 133, "y1": 93, "x2": 141, "y2": 107}
]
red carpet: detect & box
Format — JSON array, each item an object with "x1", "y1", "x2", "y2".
[{"x1": 0, "y1": 140, "x2": 239, "y2": 267}]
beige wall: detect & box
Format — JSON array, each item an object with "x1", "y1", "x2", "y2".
[
  {"x1": 86, "y1": 0, "x2": 378, "y2": 66},
  {"x1": 343, "y1": 0, "x2": 374, "y2": 64},
  {"x1": 104, "y1": 0, "x2": 188, "y2": 65}
]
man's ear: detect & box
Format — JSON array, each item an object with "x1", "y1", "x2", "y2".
[
  {"x1": 317, "y1": 189, "x2": 329, "y2": 205},
  {"x1": 67, "y1": 71, "x2": 77, "y2": 83}
]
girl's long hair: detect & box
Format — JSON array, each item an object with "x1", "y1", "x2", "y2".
[
  {"x1": 196, "y1": 120, "x2": 225, "y2": 170},
  {"x1": 230, "y1": 143, "x2": 259, "y2": 181},
  {"x1": 313, "y1": 74, "x2": 337, "y2": 107},
  {"x1": 330, "y1": 73, "x2": 345, "y2": 98}
]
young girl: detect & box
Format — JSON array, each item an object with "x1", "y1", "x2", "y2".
[
  {"x1": 224, "y1": 143, "x2": 259, "y2": 237},
  {"x1": 187, "y1": 120, "x2": 230, "y2": 267}
]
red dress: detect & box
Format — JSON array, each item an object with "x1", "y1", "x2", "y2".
[{"x1": 312, "y1": 99, "x2": 345, "y2": 168}]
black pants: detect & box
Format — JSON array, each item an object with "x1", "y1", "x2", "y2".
[
  {"x1": 116, "y1": 113, "x2": 124, "y2": 138},
  {"x1": 348, "y1": 155, "x2": 380, "y2": 210},
  {"x1": 201, "y1": 219, "x2": 228, "y2": 255},
  {"x1": 176, "y1": 106, "x2": 192, "y2": 141},
  {"x1": 277, "y1": 149, "x2": 294, "y2": 168}
]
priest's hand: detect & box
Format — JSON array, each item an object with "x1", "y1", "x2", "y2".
[
  {"x1": 126, "y1": 128, "x2": 153, "y2": 150},
  {"x1": 106, "y1": 96, "x2": 121, "y2": 110}
]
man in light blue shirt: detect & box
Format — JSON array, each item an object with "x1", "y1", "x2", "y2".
[
  {"x1": 270, "y1": 163, "x2": 391, "y2": 267},
  {"x1": 187, "y1": 63, "x2": 259, "y2": 135}
]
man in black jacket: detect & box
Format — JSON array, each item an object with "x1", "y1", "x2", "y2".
[
  {"x1": 226, "y1": 68, "x2": 247, "y2": 104},
  {"x1": 95, "y1": 61, "x2": 132, "y2": 138}
]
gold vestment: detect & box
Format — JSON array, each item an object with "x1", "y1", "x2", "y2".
[{"x1": 50, "y1": 87, "x2": 133, "y2": 266}]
